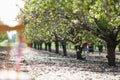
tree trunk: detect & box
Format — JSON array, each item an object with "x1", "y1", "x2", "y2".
[
  {"x1": 61, "y1": 41, "x2": 67, "y2": 56},
  {"x1": 30, "y1": 43, "x2": 32, "y2": 48},
  {"x1": 75, "y1": 45, "x2": 83, "y2": 59},
  {"x1": 45, "y1": 42, "x2": 48, "y2": 51},
  {"x1": 30, "y1": 43, "x2": 33, "y2": 48},
  {"x1": 118, "y1": 45, "x2": 120, "y2": 52},
  {"x1": 27, "y1": 42, "x2": 32, "y2": 48},
  {"x1": 106, "y1": 42, "x2": 116, "y2": 66},
  {"x1": 37, "y1": 43, "x2": 40, "y2": 50},
  {"x1": 54, "y1": 34, "x2": 59, "y2": 54},
  {"x1": 34, "y1": 42, "x2": 37, "y2": 49},
  {"x1": 39, "y1": 42, "x2": 43, "y2": 50},
  {"x1": 55, "y1": 41, "x2": 59, "y2": 54},
  {"x1": 48, "y1": 42, "x2": 52, "y2": 52}
]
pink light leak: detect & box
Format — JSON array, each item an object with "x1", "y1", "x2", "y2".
[{"x1": 15, "y1": 33, "x2": 23, "y2": 72}]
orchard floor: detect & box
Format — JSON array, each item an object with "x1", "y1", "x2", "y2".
[{"x1": 0, "y1": 47, "x2": 120, "y2": 80}]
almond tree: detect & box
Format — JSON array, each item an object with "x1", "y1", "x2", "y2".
[
  {"x1": 84, "y1": 0, "x2": 120, "y2": 66},
  {"x1": 73, "y1": 0, "x2": 120, "y2": 66}
]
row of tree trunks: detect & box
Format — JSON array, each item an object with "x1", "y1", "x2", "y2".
[
  {"x1": 31, "y1": 41, "x2": 43, "y2": 50},
  {"x1": 30, "y1": 40, "x2": 117, "y2": 66},
  {"x1": 31, "y1": 41, "x2": 85, "y2": 60},
  {"x1": 31, "y1": 40, "x2": 68, "y2": 56},
  {"x1": 61, "y1": 41, "x2": 67, "y2": 56},
  {"x1": 30, "y1": 34, "x2": 86, "y2": 61}
]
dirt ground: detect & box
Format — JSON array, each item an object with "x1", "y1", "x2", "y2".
[{"x1": 0, "y1": 47, "x2": 120, "y2": 80}]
